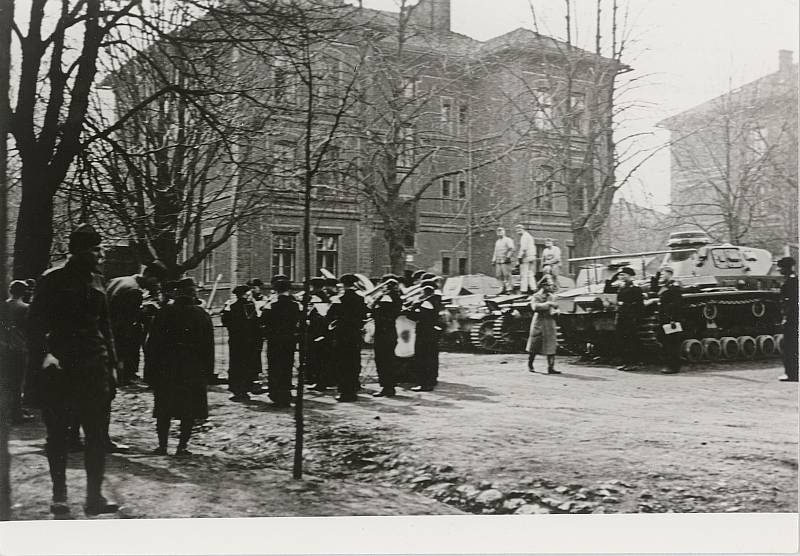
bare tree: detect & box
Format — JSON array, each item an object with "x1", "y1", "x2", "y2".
[{"x1": 664, "y1": 79, "x2": 798, "y2": 252}]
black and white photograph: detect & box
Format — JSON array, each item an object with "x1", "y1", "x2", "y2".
[{"x1": 0, "y1": 0, "x2": 797, "y2": 552}]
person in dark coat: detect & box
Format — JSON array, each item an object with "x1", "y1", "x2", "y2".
[
  {"x1": 614, "y1": 267, "x2": 644, "y2": 372},
  {"x1": 407, "y1": 283, "x2": 439, "y2": 391},
  {"x1": 26, "y1": 224, "x2": 119, "y2": 517},
  {"x1": 245, "y1": 278, "x2": 266, "y2": 392},
  {"x1": 371, "y1": 275, "x2": 402, "y2": 397},
  {"x1": 106, "y1": 261, "x2": 167, "y2": 386},
  {"x1": 222, "y1": 285, "x2": 263, "y2": 401},
  {"x1": 323, "y1": 277, "x2": 339, "y2": 299},
  {"x1": 328, "y1": 274, "x2": 367, "y2": 402},
  {"x1": 306, "y1": 277, "x2": 331, "y2": 389},
  {"x1": 652, "y1": 266, "x2": 684, "y2": 374},
  {"x1": 1, "y1": 280, "x2": 31, "y2": 424},
  {"x1": 777, "y1": 257, "x2": 798, "y2": 382},
  {"x1": 261, "y1": 275, "x2": 301, "y2": 407},
  {"x1": 146, "y1": 277, "x2": 214, "y2": 456}
]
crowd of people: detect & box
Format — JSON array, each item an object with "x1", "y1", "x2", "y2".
[{"x1": 0, "y1": 222, "x2": 796, "y2": 518}]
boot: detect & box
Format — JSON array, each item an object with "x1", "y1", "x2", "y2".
[
  {"x1": 48, "y1": 452, "x2": 70, "y2": 516},
  {"x1": 84, "y1": 446, "x2": 118, "y2": 516}
]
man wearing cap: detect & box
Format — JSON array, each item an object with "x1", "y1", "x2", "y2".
[
  {"x1": 26, "y1": 224, "x2": 119, "y2": 516},
  {"x1": 306, "y1": 277, "x2": 331, "y2": 388},
  {"x1": 407, "y1": 283, "x2": 439, "y2": 391},
  {"x1": 614, "y1": 267, "x2": 644, "y2": 371},
  {"x1": 541, "y1": 238, "x2": 562, "y2": 277},
  {"x1": 372, "y1": 275, "x2": 402, "y2": 397},
  {"x1": 261, "y1": 275, "x2": 301, "y2": 407},
  {"x1": 492, "y1": 227, "x2": 515, "y2": 294},
  {"x1": 146, "y1": 277, "x2": 214, "y2": 456},
  {"x1": 515, "y1": 224, "x2": 537, "y2": 294},
  {"x1": 778, "y1": 257, "x2": 798, "y2": 382},
  {"x1": 106, "y1": 261, "x2": 167, "y2": 386},
  {"x1": 222, "y1": 285, "x2": 262, "y2": 401},
  {"x1": 652, "y1": 266, "x2": 684, "y2": 374},
  {"x1": 328, "y1": 274, "x2": 367, "y2": 402},
  {"x1": 1, "y1": 280, "x2": 31, "y2": 424}
]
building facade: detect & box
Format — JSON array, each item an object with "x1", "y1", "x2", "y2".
[{"x1": 658, "y1": 50, "x2": 799, "y2": 256}]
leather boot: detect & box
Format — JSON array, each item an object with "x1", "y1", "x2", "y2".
[{"x1": 84, "y1": 446, "x2": 118, "y2": 516}]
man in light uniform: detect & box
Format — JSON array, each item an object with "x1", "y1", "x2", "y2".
[
  {"x1": 515, "y1": 224, "x2": 536, "y2": 294},
  {"x1": 491, "y1": 227, "x2": 515, "y2": 294},
  {"x1": 541, "y1": 238, "x2": 562, "y2": 277}
]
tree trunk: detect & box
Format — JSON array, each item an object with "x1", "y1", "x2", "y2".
[
  {"x1": 384, "y1": 224, "x2": 406, "y2": 275},
  {"x1": 571, "y1": 227, "x2": 595, "y2": 260},
  {"x1": 13, "y1": 175, "x2": 55, "y2": 279}
]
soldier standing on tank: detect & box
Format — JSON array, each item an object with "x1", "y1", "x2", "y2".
[
  {"x1": 222, "y1": 285, "x2": 262, "y2": 402},
  {"x1": 652, "y1": 266, "x2": 684, "y2": 375},
  {"x1": 777, "y1": 257, "x2": 798, "y2": 382},
  {"x1": 146, "y1": 277, "x2": 214, "y2": 456},
  {"x1": 372, "y1": 275, "x2": 402, "y2": 398},
  {"x1": 615, "y1": 267, "x2": 644, "y2": 372},
  {"x1": 261, "y1": 275, "x2": 301, "y2": 407},
  {"x1": 328, "y1": 274, "x2": 367, "y2": 402},
  {"x1": 26, "y1": 224, "x2": 119, "y2": 517},
  {"x1": 306, "y1": 277, "x2": 330, "y2": 388}
]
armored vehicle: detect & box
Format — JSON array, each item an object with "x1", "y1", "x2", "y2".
[{"x1": 556, "y1": 232, "x2": 785, "y2": 363}]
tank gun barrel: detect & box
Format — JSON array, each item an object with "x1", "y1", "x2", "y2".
[{"x1": 568, "y1": 248, "x2": 696, "y2": 263}]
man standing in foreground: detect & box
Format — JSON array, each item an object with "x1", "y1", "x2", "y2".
[
  {"x1": 329, "y1": 274, "x2": 367, "y2": 402},
  {"x1": 371, "y1": 275, "x2": 402, "y2": 397},
  {"x1": 777, "y1": 257, "x2": 798, "y2": 382},
  {"x1": 27, "y1": 224, "x2": 119, "y2": 517},
  {"x1": 492, "y1": 227, "x2": 515, "y2": 294},
  {"x1": 614, "y1": 267, "x2": 644, "y2": 372},
  {"x1": 515, "y1": 224, "x2": 536, "y2": 294},
  {"x1": 261, "y1": 275, "x2": 301, "y2": 407}
]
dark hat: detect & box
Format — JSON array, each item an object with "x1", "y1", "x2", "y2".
[
  {"x1": 412, "y1": 270, "x2": 425, "y2": 280},
  {"x1": 232, "y1": 284, "x2": 251, "y2": 296},
  {"x1": 176, "y1": 277, "x2": 197, "y2": 290},
  {"x1": 247, "y1": 278, "x2": 265, "y2": 288},
  {"x1": 619, "y1": 267, "x2": 636, "y2": 276},
  {"x1": 271, "y1": 274, "x2": 290, "y2": 286},
  {"x1": 777, "y1": 256, "x2": 796, "y2": 269},
  {"x1": 421, "y1": 272, "x2": 436, "y2": 281},
  {"x1": 143, "y1": 260, "x2": 168, "y2": 279},
  {"x1": 324, "y1": 277, "x2": 338, "y2": 287},
  {"x1": 339, "y1": 273, "x2": 359, "y2": 287},
  {"x1": 164, "y1": 280, "x2": 179, "y2": 292},
  {"x1": 68, "y1": 224, "x2": 102, "y2": 253},
  {"x1": 309, "y1": 277, "x2": 325, "y2": 287},
  {"x1": 9, "y1": 280, "x2": 27, "y2": 296}
]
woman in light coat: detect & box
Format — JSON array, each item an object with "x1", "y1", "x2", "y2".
[{"x1": 526, "y1": 277, "x2": 561, "y2": 374}]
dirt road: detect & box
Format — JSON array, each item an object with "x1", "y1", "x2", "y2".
[{"x1": 8, "y1": 352, "x2": 798, "y2": 519}]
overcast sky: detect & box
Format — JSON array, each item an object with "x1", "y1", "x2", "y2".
[{"x1": 353, "y1": 0, "x2": 799, "y2": 211}]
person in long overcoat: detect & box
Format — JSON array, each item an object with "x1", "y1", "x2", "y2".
[
  {"x1": 146, "y1": 277, "x2": 214, "y2": 456},
  {"x1": 371, "y1": 275, "x2": 402, "y2": 397},
  {"x1": 778, "y1": 256, "x2": 798, "y2": 382},
  {"x1": 328, "y1": 274, "x2": 367, "y2": 402},
  {"x1": 526, "y1": 277, "x2": 561, "y2": 374},
  {"x1": 221, "y1": 285, "x2": 262, "y2": 401}
]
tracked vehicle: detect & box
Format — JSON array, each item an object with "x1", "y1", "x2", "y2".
[{"x1": 556, "y1": 232, "x2": 785, "y2": 363}]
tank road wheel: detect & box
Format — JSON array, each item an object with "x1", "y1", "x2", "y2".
[
  {"x1": 470, "y1": 321, "x2": 498, "y2": 352},
  {"x1": 681, "y1": 339, "x2": 703, "y2": 363},
  {"x1": 720, "y1": 337, "x2": 739, "y2": 359},
  {"x1": 737, "y1": 336, "x2": 757, "y2": 360},
  {"x1": 701, "y1": 338, "x2": 722, "y2": 361},
  {"x1": 756, "y1": 335, "x2": 776, "y2": 357},
  {"x1": 775, "y1": 334, "x2": 784, "y2": 355}
]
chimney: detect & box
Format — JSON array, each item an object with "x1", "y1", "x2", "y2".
[
  {"x1": 409, "y1": 0, "x2": 451, "y2": 33},
  {"x1": 779, "y1": 49, "x2": 793, "y2": 73}
]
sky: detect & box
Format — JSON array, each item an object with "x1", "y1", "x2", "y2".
[{"x1": 351, "y1": 0, "x2": 799, "y2": 211}]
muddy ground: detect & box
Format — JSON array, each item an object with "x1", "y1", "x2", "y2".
[{"x1": 7, "y1": 350, "x2": 798, "y2": 520}]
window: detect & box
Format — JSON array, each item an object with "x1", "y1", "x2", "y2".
[
  {"x1": 403, "y1": 232, "x2": 416, "y2": 249},
  {"x1": 320, "y1": 144, "x2": 341, "y2": 186},
  {"x1": 458, "y1": 257, "x2": 467, "y2": 275},
  {"x1": 534, "y1": 165, "x2": 554, "y2": 211},
  {"x1": 568, "y1": 245, "x2": 576, "y2": 276},
  {"x1": 458, "y1": 179, "x2": 467, "y2": 200},
  {"x1": 566, "y1": 93, "x2": 585, "y2": 133},
  {"x1": 441, "y1": 179, "x2": 452, "y2": 198},
  {"x1": 745, "y1": 126, "x2": 768, "y2": 161},
  {"x1": 441, "y1": 256, "x2": 451, "y2": 276},
  {"x1": 272, "y1": 233, "x2": 297, "y2": 281},
  {"x1": 458, "y1": 104, "x2": 468, "y2": 132},
  {"x1": 316, "y1": 234, "x2": 339, "y2": 276},
  {"x1": 568, "y1": 168, "x2": 586, "y2": 213},
  {"x1": 397, "y1": 125, "x2": 415, "y2": 168},
  {"x1": 202, "y1": 233, "x2": 215, "y2": 284},
  {"x1": 319, "y1": 59, "x2": 341, "y2": 105},
  {"x1": 401, "y1": 77, "x2": 418, "y2": 98},
  {"x1": 533, "y1": 89, "x2": 553, "y2": 130},
  {"x1": 441, "y1": 97, "x2": 453, "y2": 133},
  {"x1": 272, "y1": 56, "x2": 296, "y2": 105},
  {"x1": 273, "y1": 142, "x2": 296, "y2": 188}
]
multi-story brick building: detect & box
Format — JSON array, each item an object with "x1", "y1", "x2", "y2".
[
  {"x1": 106, "y1": 0, "x2": 619, "y2": 293},
  {"x1": 658, "y1": 50, "x2": 798, "y2": 256}
]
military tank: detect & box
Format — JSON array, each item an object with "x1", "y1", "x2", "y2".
[{"x1": 555, "y1": 231, "x2": 786, "y2": 363}]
